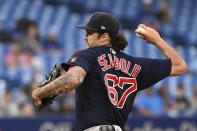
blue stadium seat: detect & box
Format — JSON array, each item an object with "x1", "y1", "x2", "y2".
[
  {"x1": 98, "y1": 0, "x2": 112, "y2": 12},
  {"x1": 8, "y1": 0, "x2": 30, "y2": 29},
  {"x1": 124, "y1": 0, "x2": 140, "y2": 20},
  {"x1": 27, "y1": 0, "x2": 44, "y2": 21},
  {"x1": 84, "y1": 0, "x2": 99, "y2": 12},
  {"x1": 123, "y1": 30, "x2": 131, "y2": 54},
  {"x1": 0, "y1": 44, "x2": 10, "y2": 78},
  {"x1": 38, "y1": 5, "x2": 55, "y2": 37},
  {"x1": 0, "y1": 0, "x2": 17, "y2": 29}
]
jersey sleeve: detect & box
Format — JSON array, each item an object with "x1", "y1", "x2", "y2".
[
  {"x1": 136, "y1": 58, "x2": 172, "y2": 91},
  {"x1": 61, "y1": 49, "x2": 94, "y2": 73}
]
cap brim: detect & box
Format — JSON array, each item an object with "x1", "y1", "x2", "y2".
[
  {"x1": 75, "y1": 25, "x2": 87, "y2": 29},
  {"x1": 75, "y1": 25, "x2": 99, "y2": 31}
]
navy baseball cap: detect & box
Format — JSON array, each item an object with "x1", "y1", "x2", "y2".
[{"x1": 76, "y1": 12, "x2": 120, "y2": 34}]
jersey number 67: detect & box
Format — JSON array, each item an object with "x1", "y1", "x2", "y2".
[{"x1": 104, "y1": 73, "x2": 137, "y2": 108}]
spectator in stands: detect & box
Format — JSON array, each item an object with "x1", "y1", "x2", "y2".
[
  {"x1": 4, "y1": 41, "x2": 32, "y2": 69},
  {"x1": 0, "y1": 89, "x2": 20, "y2": 117},
  {"x1": 174, "y1": 85, "x2": 191, "y2": 117},
  {"x1": 156, "y1": 0, "x2": 170, "y2": 24},
  {"x1": 4, "y1": 40, "x2": 35, "y2": 91},
  {"x1": 136, "y1": 88, "x2": 164, "y2": 117},
  {"x1": 13, "y1": 19, "x2": 34, "y2": 39},
  {"x1": 188, "y1": 59, "x2": 197, "y2": 75},
  {"x1": 189, "y1": 85, "x2": 197, "y2": 115},
  {"x1": 5, "y1": 42, "x2": 23, "y2": 68},
  {"x1": 24, "y1": 82, "x2": 37, "y2": 99},
  {"x1": 20, "y1": 101, "x2": 35, "y2": 117},
  {"x1": 158, "y1": 85, "x2": 174, "y2": 116},
  {"x1": 4, "y1": 41, "x2": 27, "y2": 87},
  {"x1": 60, "y1": 90, "x2": 75, "y2": 115},
  {"x1": 0, "y1": 30, "x2": 13, "y2": 43},
  {"x1": 17, "y1": 21, "x2": 43, "y2": 55},
  {"x1": 42, "y1": 32, "x2": 62, "y2": 54},
  {"x1": 139, "y1": 0, "x2": 160, "y2": 31}
]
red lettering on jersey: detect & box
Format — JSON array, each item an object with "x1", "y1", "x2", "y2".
[
  {"x1": 98, "y1": 54, "x2": 110, "y2": 71},
  {"x1": 98, "y1": 54, "x2": 140, "y2": 78},
  {"x1": 108, "y1": 54, "x2": 114, "y2": 68},
  {"x1": 117, "y1": 78, "x2": 137, "y2": 108},
  {"x1": 130, "y1": 64, "x2": 141, "y2": 78},
  {"x1": 125, "y1": 61, "x2": 131, "y2": 76},
  {"x1": 114, "y1": 56, "x2": 120, "y2": 70},
  {"x1": 120, "y1": 58, "x2": 127, "y2": 73},
  {"x1": 105, "y1": 74, "x2": 119, "y2": 106}
]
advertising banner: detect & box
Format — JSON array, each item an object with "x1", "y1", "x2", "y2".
[{"x1": 0, "y1": 117, "x2": 197, "y2": 131}]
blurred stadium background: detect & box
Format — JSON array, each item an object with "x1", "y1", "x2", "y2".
[{"x1": 0, "y1": 0, "x2": 197, "y2": 130}]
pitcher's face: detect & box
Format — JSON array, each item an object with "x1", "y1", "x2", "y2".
[{"x1": 84, "y1": 30, "x2": 102, "y2": 48}]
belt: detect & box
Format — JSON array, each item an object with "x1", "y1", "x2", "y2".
[{"x1": 84, "y1": 125, "x2": 122, "y2": 131}]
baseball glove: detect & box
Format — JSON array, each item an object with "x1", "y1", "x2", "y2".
[{"x1": 34, "y1": 64, "x2": 61, "y2": 111}]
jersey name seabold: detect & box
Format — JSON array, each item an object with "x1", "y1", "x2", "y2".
[{"x1": 98, "y1": 54, "x2": 141, "y2": 78}]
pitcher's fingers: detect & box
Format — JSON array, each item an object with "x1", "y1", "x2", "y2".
[
  {"x1": 135, "y1": 29, "x2": 144, "y2": 35},
  {"x1": 138, "y1": 24, "x2": 148, "y2": 30},
  {"x1": 135, "y1": 27, "x2": 146, "y2": 35}
]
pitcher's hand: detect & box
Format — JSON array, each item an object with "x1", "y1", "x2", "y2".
[
  {"x1": 32, "y1": 88, "x2": 42, "y2": 107},
  {"x1": 135, "y1": 24, "x2": 161, "y2": 45}
]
